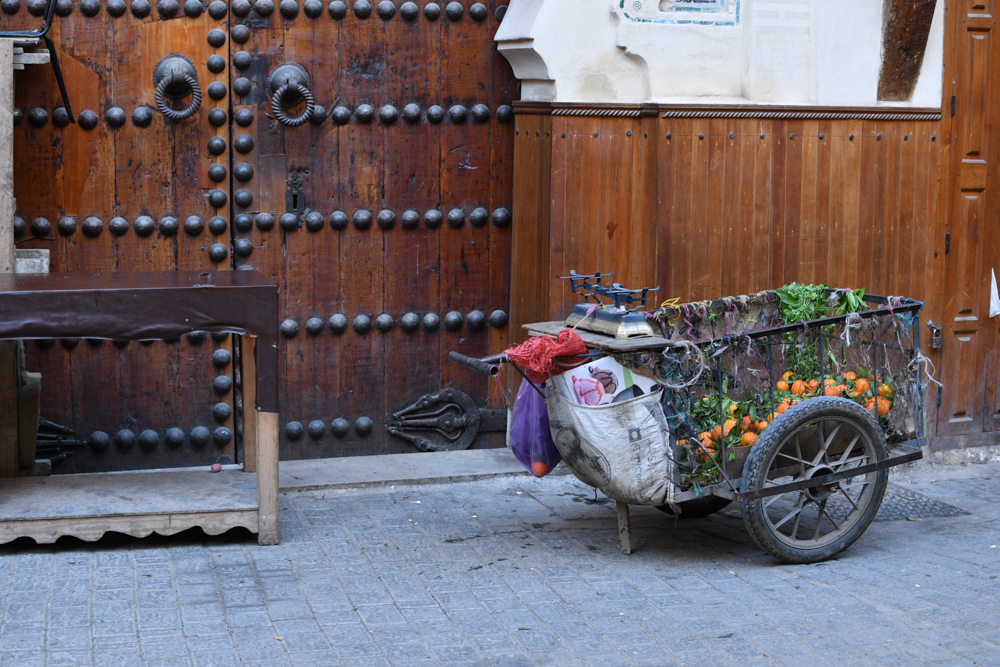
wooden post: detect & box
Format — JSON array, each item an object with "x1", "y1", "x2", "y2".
[
  {"x1": 239, "y1": 335, "x2": 257, "y2": 473},
  {"x1": 0, "y1": 40, "x2": 18, "y2": 477},
  {"x1": 256, "y1": 410, "x2": 279, "y2": 545},
  {"x1": 616, "y1": 501, "x2": 632, "y2": 555}
]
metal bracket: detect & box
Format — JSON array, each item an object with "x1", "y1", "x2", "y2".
[{"x1": 386, "y1": 389, "x2": 483, "y2": 452}]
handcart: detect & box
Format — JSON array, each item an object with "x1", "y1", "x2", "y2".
[{"x1": 451, "y1": 280, "x2": 928, "y2": 564}]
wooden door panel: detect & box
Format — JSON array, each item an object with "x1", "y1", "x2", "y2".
[
  {"x1": 961, "y1": 31, "x2": 989, "y2": 158},
  {"x1": 230, "y1": 1, "x2": 515, "y2": 459},
  {"x1": 939, "y1": 8, "x2": 1000, "y2": 437},
  {"x1": 10, "y1": 5, "x2": 236, "y2": 471}
]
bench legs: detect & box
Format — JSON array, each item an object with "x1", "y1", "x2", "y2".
[{"x1": 256, "y1": 410, "x2": 279, "y2": 545}]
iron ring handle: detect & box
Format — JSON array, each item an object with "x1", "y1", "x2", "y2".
[
  {"x1": 154, "y1": 74, "x2": 202, "y2": 121},
  {"x1": 270, "y1": 82, "x2": 315, "y2": 128}
]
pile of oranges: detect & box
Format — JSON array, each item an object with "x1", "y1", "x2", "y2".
[
  {"x1": 776, "y1": 370, "x2": 893, "y2": 416},
  {"x1": 678, "y1": 369, "x2": 895, "y2": 466}
]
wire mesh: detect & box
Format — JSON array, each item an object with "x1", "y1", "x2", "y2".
[{"x1": 630, "y1": 290, "x2": 924, "y2": 492}]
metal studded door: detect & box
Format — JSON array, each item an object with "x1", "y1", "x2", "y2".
[
  {"x1": 9, "y1": 0, "x2": 238, "y2": 471},
  {"x1": 9, "y1": 0, "x2": 516, "y2": 470},
  {"x1": 229, "y1": 0, "x2": 515, "y2": 458}
]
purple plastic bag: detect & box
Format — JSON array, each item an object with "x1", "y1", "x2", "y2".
[{"x1": 509, "y1": 378, "x2": 562, "y2": 477}]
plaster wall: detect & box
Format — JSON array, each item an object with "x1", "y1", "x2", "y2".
[{"x1": 496, "y1": 0, "x2": 945, "y2": 106}]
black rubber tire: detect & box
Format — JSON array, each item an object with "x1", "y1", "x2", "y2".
[
  {"x1": 740, "y1": 396, "x2": 888, "y2": 564},
  {"x1": 656, "y1": 495, "x2": 732, "y2": 519}
]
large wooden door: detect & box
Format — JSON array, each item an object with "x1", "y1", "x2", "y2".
[
  {"x1": 939, "y1": 0, "x2": 1000, "y2": 438},
  {"x1": 8, "y1": 0, "x2": 515, "y2": 472}
]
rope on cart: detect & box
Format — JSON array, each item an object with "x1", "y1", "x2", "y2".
[
  {"x1": 652, "y1": 339, "x2": 707, "y2": 391},
  {"x1": 909, "y1": 351, "x2": 943, "y2": 391},
  {"x1": 840, "y1": 312, "x2": 864, "y2": 347}
]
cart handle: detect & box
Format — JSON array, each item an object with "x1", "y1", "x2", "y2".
[{"x1": 448, "y1": 352, "x2": 502, "y2": 377}]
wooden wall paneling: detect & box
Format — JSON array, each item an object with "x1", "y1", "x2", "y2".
[
  {"x1": 716, "y1": 118, "x2": 737, "y2": 298},
  {"x1": 750, "y1": 120, "x2": 773, "y2": 295},
  {"x1": 634, "y1": 113, "x2": 659, "y2": 294},
  {"x1": 380, "y1": 9, "x2": 442, "y2": 450},
  {"x1": 840, "y1": 119, "x2": 864, "y2": 289},
  {"x1": 798, "y1": 123, "x2": 821, "y2": 284},
  {"x1": 855, "y1": 122, "x2": 879, "y2": 292},
  {"x1": 766, "y1": 121, "x2": 787, "y2": 290},
  {"x1": 337, "y1": 13, "x2": 386, "y2": 456},
  {"x1": 894, "y1": 123, "x2": 918, "y2": 296},
  {"x1": 508, "y1": 113, "x2": 551, "y2": 348},
  {"x1": 546, "y1": 116, "x2": 568, "y2": 321},
  {"x1": 781, "y1": 120, "x2": 804, "y2": 288},
  {"x1": 659, "y1": 120, "x2": 688, "y2": 301}
]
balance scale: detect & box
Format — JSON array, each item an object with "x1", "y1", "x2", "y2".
[{"x1": 559, "y1": 271, "x2": 659, "y2": 339}]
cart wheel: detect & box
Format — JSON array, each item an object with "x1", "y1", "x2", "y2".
[
  {"x1": 656, "y1": 496, "x2": 732, "y2": 519},
  {"x1": 740, "y1": 397, "x2": 888, "y2": 564}
]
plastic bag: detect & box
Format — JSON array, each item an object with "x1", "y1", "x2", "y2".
[{"x1": 507, "y1": 378, "x2": 562, "y2": 477}]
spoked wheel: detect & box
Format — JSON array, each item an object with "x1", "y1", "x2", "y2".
[
  {"x1": 656, "y1": 496, "x2": 732, "y2": 519},
  {"x1": 740, "y1": 397, "x2": 888, "y2": 564}
]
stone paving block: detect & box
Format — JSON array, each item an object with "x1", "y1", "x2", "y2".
[
  {"x1": 191, "y1": 649, "x2": 243, "y2": 667},
  {"x1": 235, "y1": 639, "x2": 290, "y2": 662},
  {"x1": 0, "y1": 650, "x2": 45, "y2": 667},
  {"x1": 45, "y1": 650, "x2": 94, "y2": 665}
]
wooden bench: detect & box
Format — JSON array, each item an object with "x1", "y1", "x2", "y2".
[{"x1": 0, "y1": 270, "x2": 281, "y2": 546}]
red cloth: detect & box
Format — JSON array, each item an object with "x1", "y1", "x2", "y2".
[{"x1": 505, "y1": 329, "x2": 589, "y2": 384}]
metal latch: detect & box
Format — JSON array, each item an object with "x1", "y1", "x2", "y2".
[
  {"x1": 926, "y1": 321, "x2": 942, "y2": 349},
  {"x1": 286, "y1": 170, "x2": 305, "y2": 219}
]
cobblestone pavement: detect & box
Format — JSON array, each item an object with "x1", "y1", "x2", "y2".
[{"x1": 1, "y1": 462, "x2": 998, "y2": 667}]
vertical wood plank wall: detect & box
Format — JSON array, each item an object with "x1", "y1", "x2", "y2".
[{"x1": 509, "y1": 109, "x2": 947, "y2": 431}]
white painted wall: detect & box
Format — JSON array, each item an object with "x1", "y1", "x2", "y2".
[{"x1": 495, "y1": 0, "x2": 945, "y2": 107}]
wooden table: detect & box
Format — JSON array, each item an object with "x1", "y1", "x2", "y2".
[{"x1": 0, "y1": 270, "x2": 281, "y2": 546}]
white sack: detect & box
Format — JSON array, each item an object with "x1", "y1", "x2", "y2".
[{"x1": 545, "y1": 388, "x2": 673, "y2": 506}]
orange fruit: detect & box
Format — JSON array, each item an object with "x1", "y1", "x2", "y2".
[
  {"x1": 782, "y1": 371, "x2": 795, "y2": 382},
  {"x1": 849, "y1": 389, "x2": 862, "y2": 397},
  {"x1": 807, "y1": 379, "x2": 820, "y2": 390},
  {"x1": 723, "y1": 419, "x2": 737, "y2": 436},
  {"x1": 776, "y1": 380, "x2": 790, "y2": 392},
  {"x1": 740, "y1": 432, "x2": 759, "y2": 446},
  {"x1": 698, "y1": 431, "x2": 711, "y2": 442},
  {"x1": 824, "y1": 378, "x2": 838, "y2": 386},
  {"x1": 878, "y1": 384, "x2": 893, "y2": 398},
  {"x1": 877, "y1": 397, "x2": 891, "y2": 416},
  {"x1": 791, "y1": 380, "x2": 806, "y2": 396},
  {"x1": 710, "y1": 425, "x2": 723, "y2": 441},
  {"x1": 854, "y1": 378, "x2": 870, "y2": 393},
  {"x1": 776, "y1": 403, "x2": 789, "y2": 414},
  {"x1": 843, "y1": 371, "x2": 857, "y2": 381},
  {"x1": 757, "y1": 420, "x2": 769, "y2": 431},
  {"x1": 864, "y1": 397, "x2": 876, "y2": 411},
  {"x1": 729, "y1": 404, "x2": 739, "y2": 414},
  {"x1": 532, "y1": 461, "x2": 548, "y2": 477},
  {"x1": 824, "y1": 385, "x2": 841, "y2": 396},
  {"x1": 740, "y1": 416, "x2": 753, "y2": 430}
]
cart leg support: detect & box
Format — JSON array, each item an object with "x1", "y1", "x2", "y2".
[{"x1": 616, "y1": 501, "x2": 632, "y2": 555}]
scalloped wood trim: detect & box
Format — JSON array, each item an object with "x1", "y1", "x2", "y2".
[{"x1": 0, "y1": 509, "x2": 259, "y2": 545}]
